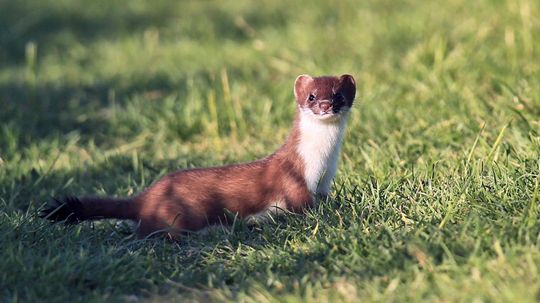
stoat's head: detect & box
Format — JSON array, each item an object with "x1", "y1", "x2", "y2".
[{"x1": 294, "y1": 74, "x2": 356, "y2": 122}]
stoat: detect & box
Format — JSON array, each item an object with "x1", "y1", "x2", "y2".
[{"x1": 40, "y1": 74, "x2": 356, "y2": 239}]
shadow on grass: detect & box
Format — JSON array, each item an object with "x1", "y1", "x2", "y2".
[
  {"x1": 0, "y1": 72, "x2": 205, "y2": 152},
  {"x1": 1, "y1": 150, "x2": 460, "y2": 301},
  {"x1": 0, "y1": 0, "x2": 175, "y2": 64},
  {"x1": 0, "y1": 0, "x2": 292, "y2": 66}
]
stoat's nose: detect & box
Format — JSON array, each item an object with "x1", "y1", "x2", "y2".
[{"x1": 319, "y1": 102, "x2": 331, "y2": 112}]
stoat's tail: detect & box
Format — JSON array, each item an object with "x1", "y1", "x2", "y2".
[{"x1": 39, "y1": 196, "x2": 139, "y2": 224}]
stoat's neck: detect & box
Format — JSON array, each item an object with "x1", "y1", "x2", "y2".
[{"x1": 295, "y1": 110, "x2": 349, "y2": 193}]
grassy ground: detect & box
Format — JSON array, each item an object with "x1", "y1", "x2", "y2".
[{"x1": 1, "y1": 0, "x2": 540, "y2": 301}]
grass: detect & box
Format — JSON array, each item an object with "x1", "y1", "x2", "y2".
[{"x1": 1, "y1": 0, "x2": 540, "y2": 301}]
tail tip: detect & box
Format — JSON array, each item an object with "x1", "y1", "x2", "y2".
[{"x1": 39, "y1": 196, "x2": 84, "y2": 224}]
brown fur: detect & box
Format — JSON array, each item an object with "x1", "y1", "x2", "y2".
[
  {"x1": 40, "y1": 74, "x2": 356, "y2": 239},
  {"x1": 295, "y1": 74, "x2": 356, "y2": 114},
  {"x1": 131, "y1": 123, "x2": 310, "y2": 236}
]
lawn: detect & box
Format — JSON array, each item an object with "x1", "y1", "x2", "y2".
[{"x1": 1, "y1": 0, "x2": 540, "y2": 302}]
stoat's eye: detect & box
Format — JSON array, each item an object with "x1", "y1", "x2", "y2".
[
  {"x1": 308, "y1": 94, "x2": 315, "y2": 102},
  {"x1": 333, "y1": 93, "x2": 344, "y2": 102}
]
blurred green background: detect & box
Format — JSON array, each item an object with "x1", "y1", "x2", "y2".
[{"x1": 1, "y1": 0, "x2": 540, "y2": 302}]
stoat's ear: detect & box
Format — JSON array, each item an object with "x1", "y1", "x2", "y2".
[
  {"x1": 294, "y1": 74, "x2": 313, "y2": 102},
  {"x1": 339, "y1": 74, "x2": 356, "y2": 103}
]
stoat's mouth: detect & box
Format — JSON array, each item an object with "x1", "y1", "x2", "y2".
[
  {"x1": 315, "y1": 112, "x2": 339, "y2": 120},
  {"x1": 305, "y1": 107, "x2": 349, "y2": 122}
]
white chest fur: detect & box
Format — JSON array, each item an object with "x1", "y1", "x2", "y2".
[{"x1": 296, "y1": 110, "x2": 349, "y2": 194}]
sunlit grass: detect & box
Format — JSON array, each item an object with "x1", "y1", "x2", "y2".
[{"x1": 1, "y1": 0, "x2": 540, "y2": 302}]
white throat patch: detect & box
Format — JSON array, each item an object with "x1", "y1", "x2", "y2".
[{"x1": 296, "y1": 109, "x2": 349, "y2": 194}]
